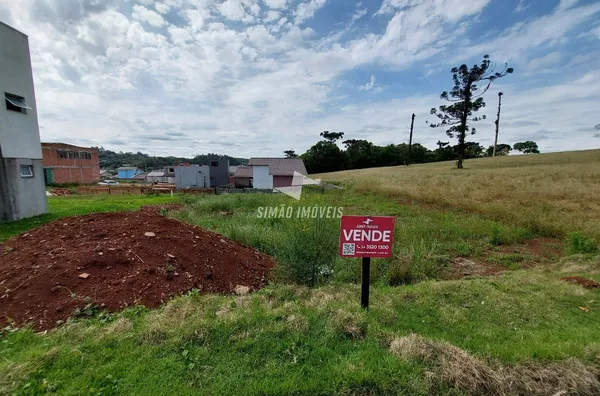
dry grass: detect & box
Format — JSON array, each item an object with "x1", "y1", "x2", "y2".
[
  {"x1": 318, "y1": 149, "x2": 600, "y2": 240},
  {"x1": 390, "y1": 334, "x2": 600, "y2": 395}
]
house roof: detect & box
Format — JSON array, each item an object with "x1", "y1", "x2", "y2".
[
  {"x1": 233, "y1": 167, "x2": 252, "y2": 178},
  {"x1": 116, "y1": 166, "x2": 140, "y2": 171},
  {"x1": 248, "y1": 158, "x2": 307, "y2": 176},
  {"x1": 147, "y1": 170, "x2": 165, "y2": 177},
  {"x1": 132, "y1": 172, "x2": 148, "y2": 180}
]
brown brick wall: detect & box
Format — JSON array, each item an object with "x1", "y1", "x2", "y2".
[{"x1": 41, "y1": 143, "x2": 100, "y2": 184}]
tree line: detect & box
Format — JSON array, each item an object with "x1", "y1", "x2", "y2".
[
  {"x1": 95, "y1": 147, "x2": 248, "y2": 171},
  {"x1": 291, "y1": 132, "x2": 539, "y2": 174}
]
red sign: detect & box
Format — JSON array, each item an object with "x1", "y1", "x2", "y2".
[{"x1": 339, "y1": 215, "x2": 396, "y2": 258}]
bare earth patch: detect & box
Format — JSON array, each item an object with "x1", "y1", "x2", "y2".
[
  {"x1": 0, "y1": 207, "x2": 275, "y2": 330},
  {"x1": 561, "y1": 276, "x2": 600, "y2": 289}
]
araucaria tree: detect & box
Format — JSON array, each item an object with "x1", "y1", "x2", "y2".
[{"x1": 430, "y1": 55, "x2": 513, "y2": 169}]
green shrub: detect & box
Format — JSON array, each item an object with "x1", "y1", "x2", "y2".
[
  {"x1": 566, "y1": 232, "x2": 598, "y2": 255},
  {"x1": 275, "y1": 217, "x2": 338, "y2": 287}
]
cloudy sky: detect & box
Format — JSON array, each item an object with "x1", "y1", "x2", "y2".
[{"x1": 1, "y1": 0, "x2": 599, "y2": 157}]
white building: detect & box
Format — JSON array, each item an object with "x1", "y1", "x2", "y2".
[{"x1": 0, "y1": 22, "x2": 48, "y2": 221}]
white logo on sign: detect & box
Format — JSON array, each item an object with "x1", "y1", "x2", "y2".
[{"x1": 275, "y1": 171, "x2": 321, "y2": 200}]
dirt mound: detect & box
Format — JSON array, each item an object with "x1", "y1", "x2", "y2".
[
  {"x1": 561, "y1": 276, "x2": 600, "y2": 289},
  {"x1": 0, "y1": 208, "x2": 275, "y2": 330}
]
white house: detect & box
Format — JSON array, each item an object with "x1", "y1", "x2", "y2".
[{"x1": 0, "y1": 22, "x2": 47, "y2": 221}]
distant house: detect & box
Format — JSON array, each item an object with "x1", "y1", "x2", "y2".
[
  {"x1": 147, "y1": 170, "x2": 173, "y2": 183},
  {"x1": 116, "y1": 166, "x2": 142, "y2": 179},
  {"x1": 233, "y1": 166, "x2": 252, "y2": 187},
  {"x1": 248, "y1": 158, "x2": 307, "y2": 188},
  {"x1": 99, "y1": 169, "x2": 112, "y2": 179},
  {"x1": 132, "y1": 172, "x2": 148, "y2": 182},
  {"x1": 233, "y1": 158, "x2": 308, "y2": 189}
]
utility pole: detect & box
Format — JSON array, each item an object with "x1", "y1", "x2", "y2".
[
  {"x1": 407, "y1": 113, "x2": 415, "y2": 165},
  {"x1": 492, "y1": 92, "x2": 503, "y2": 157}
]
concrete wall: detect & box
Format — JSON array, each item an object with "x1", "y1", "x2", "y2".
[
  {"x1": 0, "y1": 22, "x2": 48, "y2": 221},
  {"x1": 0, "y1": 157, "x2": 48, "y2": 221},
  {"x1": 209, "y1": 158, "x2": 230, "y2": 187},
  {"x1": 252, "y1": 165, "x2": 273, "y2": 189},
  {"x1": 273, "y1": 176, "x2": 294, "y2": 188},
  {"x1": 0, "y1": 23, "x2": 42, "y2": 160},
  {"x1": 175, "y1": 165, "x2": 210, "y2": 189}
]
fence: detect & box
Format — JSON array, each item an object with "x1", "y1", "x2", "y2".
[
  {"x1": 215, "y1": 188, "x2": 276, "y2": 195},
  {"x1": 76, "y1": 185, "x2": 215, "y2": 195}
]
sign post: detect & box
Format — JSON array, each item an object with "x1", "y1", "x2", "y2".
[
  {"x1": 361, "y1": 257, "x2": 370, "y2": 308},
  {"x1": 339, "y1": 215, "x2": 396, "y2": 309}
]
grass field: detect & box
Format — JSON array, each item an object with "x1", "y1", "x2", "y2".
[
  {"x1": 317, "y1": 149, "x2": 600, "y2": 240},
  {"x1": 1, "y1": 150, "x2": 600, "y2": 395}
]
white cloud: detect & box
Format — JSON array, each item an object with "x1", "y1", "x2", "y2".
[
  {"x1": 377, "y1": 0, "x2": 490, "y2": 22},
  {"x1": 155, "y1": 2, "x2": 171, "y2": 14},
  {"x1": 168, "y1": 25, "x2": 193, "y2": 45},
  {"x1": 514, "y1": 0, "x2": 530, "y2": 13},
  {"x1": 555, "y1": 0, "x2": 579, "y2": 12},
  {"x1": 294, "y1": 0, "x2": 327, "y2": 25},
  {"x1": 262, "y1": 0, "x2": 286, "y2": 9},
  {"x1": 359, "y1": 75, "x2": 376, "y2": 91},
  {"x1": 132, "y1": 5, "x2": 166, "y2": 27},
  {"x1": 217, "y1": 0, "x2": 259, "y2": 23},
  {"x1": 527, "y1": 51, "x2": 562, "y2": 71},
  {"x1": 264, "y1": 10, "x2": 280, "y2": 22},
  {"x1": 350, "y1": 7, "x2": 367, "y2": 24},
  {"x1": 459, "y1": 2, "x2": 600, "y2": 62}
]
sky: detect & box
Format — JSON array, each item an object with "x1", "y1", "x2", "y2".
[{"x1": 1, "y1": 0, "x2": 599, "y2": 157}]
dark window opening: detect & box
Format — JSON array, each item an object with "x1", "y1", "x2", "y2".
[
  {"x1": 210, "y1": 161, "x2": 219, "y2": 167},
  {"x1": 5, "y1": 93, "x2": 31, "y2": 114},
  {"x1": 20, "y1": 165, "x2": 33, "y2": 178}
]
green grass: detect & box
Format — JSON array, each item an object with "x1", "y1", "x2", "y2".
[
  {"x1": 0, "y1": 194, "x2": 179, "y2": 242},
  {"x1": 1, "y1": 153, "x2": 600, "y2": 394},
  {"x1": 2, "y1": 263, "x2": 599, "y2": 395},
  {"x1": 174, "y1": 188, "x2": 534, "y2": 285}
]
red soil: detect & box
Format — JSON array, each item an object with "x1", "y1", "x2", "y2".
[
  {"x1": 561, "y1": 276, "x2": 600, "y2": 289},
  {"x1": 0, "y1": 207, "x2": 275, "y2": 330}
]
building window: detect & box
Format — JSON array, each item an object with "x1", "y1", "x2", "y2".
[
  {"x1": 20, "y1": 165, "x2": 33, "y2": 178},
  {"x1": 210, "y1": 160, "x2": 219, "y2": 167},
  {"x1": 5, "y1": 93, "x2": 32, "y2": 114},
  {"x1": 79, "y1": 151, "x2": 91, "y2": 160},
  {"x1": 57, "y1": 150, "x2": 67, "y2": 159}
]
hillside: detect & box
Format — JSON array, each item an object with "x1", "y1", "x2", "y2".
[
  {"x1": 97, "y1": 147, "x2": 248, "y2": 170},
  {"x1": 318, "y1": 149, "x2": 600, "y2": 240}
]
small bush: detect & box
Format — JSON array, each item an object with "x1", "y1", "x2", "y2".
[
  {"x1": 489, "y1": 223, "x2": 504, "y2": 246},
  {"x1": 566, "y1": 232, "x2": 598, "y2": 255},
  {"x1": 275, "y1": 216, "x2": 338, "y2": 287}
]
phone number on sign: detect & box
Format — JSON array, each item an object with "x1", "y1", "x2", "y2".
[{"x1": 364, "y1": 245, "x2": 390, "y2": 250}]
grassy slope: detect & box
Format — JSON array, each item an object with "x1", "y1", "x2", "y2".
[
  {"x1": 1, "y1": 151, "x2": 600, "y2": 394},
  {"x1": 316, "y1": 149, "x2": 600, "y2": 240}
]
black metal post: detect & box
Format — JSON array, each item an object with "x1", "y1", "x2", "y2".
[
  {"x1": 361, "y1": 257, "x2": 371, "y2": 308},
  {"x1": 407, "y1": 113, "x2": 415, "y2": 166}
]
